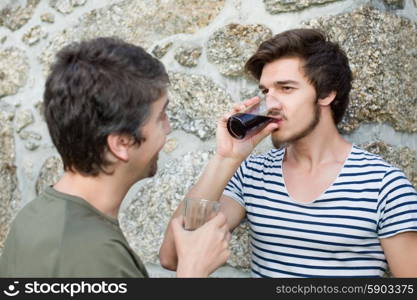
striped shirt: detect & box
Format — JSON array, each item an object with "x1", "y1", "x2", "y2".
[{"x1": 223, "y1": 145, "x2": 417, "y2": 277}]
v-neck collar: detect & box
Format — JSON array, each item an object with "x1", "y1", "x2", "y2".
[{"x1": 279, "y1": 144, "x2": 354, "y2": 205}]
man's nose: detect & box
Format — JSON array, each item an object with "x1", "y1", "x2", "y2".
[{"x1": 265, "y1": 94, "x2": 282, "y2": 110}]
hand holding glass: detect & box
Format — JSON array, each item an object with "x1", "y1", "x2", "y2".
[{"x1": 183, "y1": 198, "x2": 221, "y2": 231}]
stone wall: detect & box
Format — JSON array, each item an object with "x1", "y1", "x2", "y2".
[{"x1": 0, "y1": 0, "x2": 416, "y2": 277}]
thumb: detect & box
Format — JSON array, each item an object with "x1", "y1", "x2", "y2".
[
  {"x1": 208, "y1": 212, "x2": 227, "y2": 228},
  {"x1": 251, "y1": 122, "x2": 279, "y2": 146}
]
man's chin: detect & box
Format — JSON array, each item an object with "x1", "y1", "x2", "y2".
[{"x1": 271, "y1": 133, "x2": 285, "y2": 149}]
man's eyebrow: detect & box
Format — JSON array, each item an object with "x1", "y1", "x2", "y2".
[
  {"x1": 258, "y1": 80, "x2": 299, "y2": 90},
  {"x1": 274, "y1": 80, "x2": 299, "y2": 85}
]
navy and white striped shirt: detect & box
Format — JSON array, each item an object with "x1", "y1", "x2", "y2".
[{"x1": 223, "y1": 145, "x2": 417, "y2": 277}]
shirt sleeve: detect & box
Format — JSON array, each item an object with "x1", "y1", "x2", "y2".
[
  {"x1": 70, "y1": 240, "x2": 148, "y2": 278},
  {"x1": 223, "y1": 161, "x2": 246, "y2": 209},
  {"x1": 377, "y1": 167, "x2": 417, "y2": 238}
]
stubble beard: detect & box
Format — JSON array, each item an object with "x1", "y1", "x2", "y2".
[{"x1": 272, "y1": 103, "x2": 321, "y2": 149}]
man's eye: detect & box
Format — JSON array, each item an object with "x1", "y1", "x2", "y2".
[
  {"x1": 282, "y1": 86, "x2": 293, "y2": 92},
  {"x1": 261, "y1": 89, "x2": 269, "y2": 94}
]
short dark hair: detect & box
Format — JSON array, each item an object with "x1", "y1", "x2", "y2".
[
  {"x1": 245, "y1": 28, "x2": 352, "y2": 125},
  {"x1": 43, "y1": 37, "x2": 169, "y2": 176}
]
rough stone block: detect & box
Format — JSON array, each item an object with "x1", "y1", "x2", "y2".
[{"x1": 305, "y1": 6, "x2": 417, "y2": 133}]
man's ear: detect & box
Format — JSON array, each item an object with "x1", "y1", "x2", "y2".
[
  {"x1": 106, "y1": 133, "x2": 134, "y2": 162},
  {"x1": 319, "y1": 91, "x2": 336, "y2": 106}
]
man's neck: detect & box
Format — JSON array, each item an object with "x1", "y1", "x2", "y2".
[
  {"x1": 53, "y1": 171, "x2": 130, "y2": 219},
  {"x1": 285, "y1": 117, "x2": 351, "y2": 172}
]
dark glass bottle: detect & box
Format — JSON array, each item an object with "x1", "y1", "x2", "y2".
[{"x1": 227, "y1": 113, "x2": 275, "y2": 139}]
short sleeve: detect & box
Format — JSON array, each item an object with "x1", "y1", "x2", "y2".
[
  {"x1": 223, "y1": 161, "x2": 246, "y2": 209},
  {"x1": 377, "y1": 167, "x2": 417, "y2": 238},
  {"x1": 68, "y1": 240, "x2": 148, "y2": 278}
]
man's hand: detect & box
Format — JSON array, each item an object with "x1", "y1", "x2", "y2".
[
  {"x1": 216, "y1": 96, "x2": 279, "y2": 162},
  {"x1": 172, "y1": 213, "x2": 231, "y2": 277}
]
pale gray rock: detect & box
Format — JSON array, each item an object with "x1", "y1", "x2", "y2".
[
  {"x1": 50, "y1": 0, "x2": 73, "y2": 14},
  {"x1": 207, "y1": 24, "x2": 272, "y2": 77},
  {"x1": 49, "y1": 0, "x2": 86, "y2": 15},
  {"x1": 0, "y1": 0, "x2": 40, "y2": 31},
  {"x1": 19, "y1": 130, "x2": 42, "y2": 152},
  {"x1": 383, "y1": 0, "x2": 404, "y2": 9},
  {"x1": 72, "y1": 0, "x2": 87, "y2": 7},
  {"x1": 35, "y1": 156, "x2": 63, "y2": 195},
  {"x1": 22, "y1": 158, "x2": 35, "y2": 180},
  {"x1": 0, "y1": 48, "x2": 29, "y2": 97},
  {"x1": 264, "y1": 0, "x2": 340, "y2": 13},
  {"x1": 15, "y1": 109, "x2": 34, "y2": 133},
  {"x1": 167, "y1": 72, "x2": 233, "y2": 140},
  {"x1": 41, "y1": 12, "x2": 55, "y2": 23},
  {"x1": 174, "y1": 46, "x2": 202, "y2": 67},
  {"x1": 24, "y1": 140, "x2": 40, "y2": 151},
  {"x1": 361, "y1": 141, "x2": 417, "y2": 189},
  {"x1": 40, "y1": 0, "x2": 225, "y2": 74},
  {"x1": 228, "y1": 221, "x2": 250, "y2": 270},
  {"x1": 34, "y1": 100, "x2": 44, "y2": 120},
  {"x1": 163, "y1": 138, "x2": 178, "y2": 153},
  {"x1": 40, "y1": 29, "x2": 75, "y2": 76},
  {"x1": 151, "y1": 41, "x2": 173, "y2": 59},
  {"x1": 19, "y1": 130, "x2": 42, "y2": 141},
  {"x1": 22, "y1": 25, "x2": 48, "y2": 46},
  {"x1": 305, "y1": 6, "x2": 417, "y2": 133},
  {"x1": 0, "y1": 107, "x2": 20, "y2": 250},
  {"x1": 20, "y1": 129, "x2": 42, "y2": 150},
  {"x1": 119, "y1": 150, "x2": 251, "y2": 270}
]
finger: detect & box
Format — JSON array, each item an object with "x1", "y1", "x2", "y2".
[
  {"x1": 232, "y1": 103, "x2": 244, "y2": 111},
  {"x1": 220, "y1": 221, "x2": 229, "y2": 233},
  {"x1": 171, "y1": 216, "x2": 184, "y2": 236},
  {"x1": 221, "y1": 112, "x2": 233, "y2": 123},
  {"x1": 243, "y1": 96, "x2": 261, "y2": 107},
  {"x1": 230, "y1": 104, "x2": 246, "y2": 116},
  {"x1": 232, "y1": 97, "x2": 261, "y2": 113},
  {"x1": 251, "y1": 122, "x2": 279, "y2": 146},
  {"x1": 220, "y1": 224, "x2": 231, "y2": 241},
  {"x1": 210, "y1": 211, "x2": 227, "y2": 227}
]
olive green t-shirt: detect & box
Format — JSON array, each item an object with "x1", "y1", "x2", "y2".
[{"x1": 0, "y1": 187, "x2": 148, "y2": 278}]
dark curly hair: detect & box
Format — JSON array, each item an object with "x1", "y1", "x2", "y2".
[
  {"x1": 245, "y1": 28, "x2": 352, "y2": 125},
  {"x1": 43, "y1": 37, "x2": 169, "y2": 176}
]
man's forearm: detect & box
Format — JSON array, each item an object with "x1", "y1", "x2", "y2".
[
  {"x1": 185, "y1": 153, "x2": 242, "y2": 202},
  {"x1": 159, "y1": 153, "x2": 242, "y2": 270}
]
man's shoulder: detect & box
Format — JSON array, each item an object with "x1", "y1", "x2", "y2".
[
  {"x1": 8, "y1": 188, "x2": 65, "y2": 230},
  {"x1": 349, "y1": 145, "x2": 395, "y2": 170},
  {"x1": 347, "y1": 146, "x2": 412, "y2": 187},
  {"x1": 56, "y1": 210, "x2": 147, "y2": 277}
]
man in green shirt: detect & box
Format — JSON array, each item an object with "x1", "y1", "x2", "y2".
[{"x1": 0, "y1": 37, "x2": 230, "y2": 278}]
